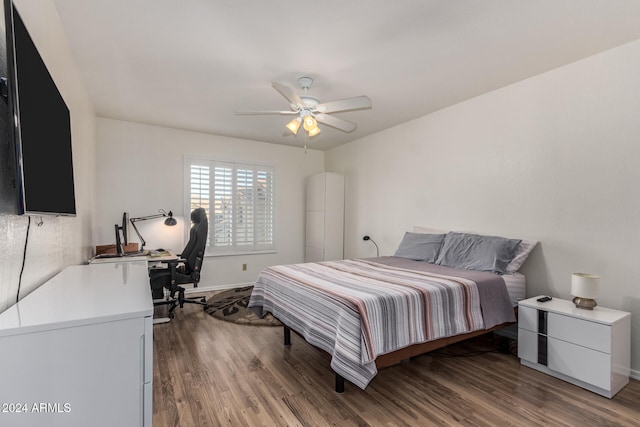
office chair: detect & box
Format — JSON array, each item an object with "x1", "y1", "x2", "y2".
[{"x1": 150, "y1": 207, "x2": 209, "y2": 319}]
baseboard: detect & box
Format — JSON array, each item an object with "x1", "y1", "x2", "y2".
[
  {"x1": 182, "y1": 282, "x2": 254, "y2": 294},
  {"x1": 631, "y1": 368, "x2": 640, "y2": 382}
]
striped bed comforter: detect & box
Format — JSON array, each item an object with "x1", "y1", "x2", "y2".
[{"x1": 248, "y1": 257, "x2": 516, "y2": 389}]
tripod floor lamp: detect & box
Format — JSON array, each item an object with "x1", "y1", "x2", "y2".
[{"x1": 130, "y1": 209, "x2": 177, "y2": 250}]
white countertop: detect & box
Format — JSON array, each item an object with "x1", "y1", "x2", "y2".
[
  {"x1": 0, "y1": 262, "x2": 153, "y2": 337},
  {"x1": 519, "y1": 296, "x2": 630, "y2": 325}
]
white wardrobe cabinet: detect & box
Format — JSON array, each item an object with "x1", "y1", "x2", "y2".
[{"x1": 305, "y1": 172, "x2": 344, "y2": 262}]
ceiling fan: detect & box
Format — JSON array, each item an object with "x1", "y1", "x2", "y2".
[{"x1": 234, "y1": 77, "x2": 372, "y2": 137}]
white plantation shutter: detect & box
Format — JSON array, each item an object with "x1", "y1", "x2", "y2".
[
  {"x1": 189, "y1": 163, "x2": 210, "y2": 211},
  {"x1": 187, "y1": 157, "x2": 275, "y2": 253},
  {"x1": 189, "y1": 163, "x2": 212, "y2": 246},
  {"x1": 212, "y1": 163, "x2": 233, "y2": 249},
  {"x1": 255, "y1": 168, "x2": 274, "y2": 248},
  {"x1": 235, "y1": 166, "x2": 254, "y2": 248}
]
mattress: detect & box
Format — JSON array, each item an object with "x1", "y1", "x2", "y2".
[{"x1": 503, "y1": 272, "x2": 526, "y2": 306}]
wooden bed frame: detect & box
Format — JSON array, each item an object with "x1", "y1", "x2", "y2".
[{"x1": 282, "y1": 320, "x2": 515, "y2": 393}]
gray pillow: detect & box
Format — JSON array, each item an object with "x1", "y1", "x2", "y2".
[
  {"x1": 394, "y1": 232, "x2": 446, "y2": 262},
  {"x1": 436, "y1": 232, "x2": 521, "y2": 274}
]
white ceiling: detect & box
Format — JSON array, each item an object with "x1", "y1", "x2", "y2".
[{"x1": 51, "y1": 0, "x2": 640, "y2": 151}]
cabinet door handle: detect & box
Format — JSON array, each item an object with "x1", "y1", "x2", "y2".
[
  {"x1": 538, "y1": 335, "x2": 548, "y2": 366},
  {"x1": 537, "y1": 309, "x2": 548, "y2": 366},
  {"x1": 538, "y1": 310, "x2": 547, "y2": 335}
]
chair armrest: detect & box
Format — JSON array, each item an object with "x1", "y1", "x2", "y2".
[
  {"x1": 148, "y1": 257, "x2": 185, "y2": 272},
  {"x1": 167, "y1": 260, "x2": 184, "y2": 284}
]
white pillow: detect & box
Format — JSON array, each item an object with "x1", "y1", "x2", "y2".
[{"x1": 506, "y1": 239, "x2": 538, "y2": 273}]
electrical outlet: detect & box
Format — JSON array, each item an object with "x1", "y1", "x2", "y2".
[{"x1": 242, "y1": 263, "x2": 247, "y2": 271}]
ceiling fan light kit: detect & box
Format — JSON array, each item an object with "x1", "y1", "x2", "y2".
[
  {"x1": 286, "y1": 117, "x2": 302, "y2": 134},
  {"x1": 308, "y1": 126, "x2": 320, "y2": 137},
  {"x1": 235, "y1": 76, "x2": 372, "y2": 142},
  {"x1": 303, "y1": 116, "x2": 317, "y2": 131}
]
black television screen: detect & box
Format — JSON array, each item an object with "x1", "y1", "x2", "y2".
[{"x1": 10, "y1": 4, "x2": 76, "y2": 216}]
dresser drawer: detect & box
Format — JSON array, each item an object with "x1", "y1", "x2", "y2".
[
  {"x1": 517, "y1": 328, "x2": 538, "y2": 363},
  {"x1": 548, "y1": 337, "x2": 611, "y2": 390},
  {"x1": 518, "y1": 306, "x2": 537, "y2": 333},
  {"x1": 548, "y1": 312, "x2": 610, "y2": 353}
]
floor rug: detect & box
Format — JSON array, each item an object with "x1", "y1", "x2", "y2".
[{"x1": 205, "y1": 286, "x2": 281, "y2": 326}]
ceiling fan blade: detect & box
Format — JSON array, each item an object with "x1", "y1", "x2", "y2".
[
  {"x1": 315, "y1": 114, "x2": 358, "y2": 133},
  {"x1": 234, "y1": 110, "x2": 298, "y2": 115},
  {"x1": 272, "y1": 82, "x2": 303, "y2": 108},
  {"x1": 315, "y1": 95, "x2": 372, "y2": 113}
]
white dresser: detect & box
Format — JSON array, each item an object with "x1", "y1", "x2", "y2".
[
  {"x1": 0, "y1": 262, "x2": 153, "y2": 426},
  {"x1": 518, "y1": 296, "x2": 630, "y2": 398},
  {"x1": 305, "y1": 172, "x2": 344, "y2": 262}
]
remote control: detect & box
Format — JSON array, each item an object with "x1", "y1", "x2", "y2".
[{"x1": 537, "y1": 296, "x2": 552, "y2": 302}]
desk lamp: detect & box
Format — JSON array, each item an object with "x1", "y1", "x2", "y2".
[
  {"x1": 130, "y1": 209, "x2": 177, "y2": 250},
  {"x1": 363, "y1": 235, "x2": 379, "y2": 257}
]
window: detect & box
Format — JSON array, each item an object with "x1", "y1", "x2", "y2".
[{"x1": 186, "y1": 157, "x2": 275, "y2": 254}]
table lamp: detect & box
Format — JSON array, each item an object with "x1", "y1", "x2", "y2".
[
  {"x1": 571, "y1": 273, "x2": 600, "y2": 310},
  {"x1": 130, "y1": 209, "x2": 177, "y2": 249}
]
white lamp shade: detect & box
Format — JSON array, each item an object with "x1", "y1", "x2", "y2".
[{"x1": 571, "y1": 273, "x2": 600, "y2": 299}]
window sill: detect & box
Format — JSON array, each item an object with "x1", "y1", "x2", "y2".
[{"x1": 205, "y1": 250, "x2": 277, "y2": 258}]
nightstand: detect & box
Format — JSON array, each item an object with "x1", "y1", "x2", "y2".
[{"x1": 518, "y1": 296, "x2": 630, "y2": 398}]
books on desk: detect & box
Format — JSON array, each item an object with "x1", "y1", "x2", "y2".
[
  {"x1": 89, "y1": 249, "x2": 176, "y2": 264},
  {"x1": 93, "y1": 250, "x2": 149, "y2": 259},
  {"x1": 148, "y1": 249, "x2": 171, "y2": 257}
]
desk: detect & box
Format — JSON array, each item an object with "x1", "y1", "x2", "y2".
[
  {"x1": 0, "y1": 262, "x2": 153, "y2": 427},
  {"x1": 89, "y1": 249, "x2": 178, "y2": 264},
  {"x1": 89, "y1": 250, "x2": 181, "y2": 324}
]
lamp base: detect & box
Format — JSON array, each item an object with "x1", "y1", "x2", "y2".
[{"x1": 572, "y1": 297, "x2": 597, "y2": 310}]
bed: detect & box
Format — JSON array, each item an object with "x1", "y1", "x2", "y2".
[{"x1": 248, "y1": 230, "x2": 536, "y2": 392}]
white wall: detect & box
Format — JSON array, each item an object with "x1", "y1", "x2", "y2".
[
  {"x1": 326, "y1": 39, "x2": 640, "y2": 376},
  {"x1": 96, "y1": 118, "x2": 324, "y2": 289},
  {"x1": 0, "y1": 0, "x2": 97, "y2": 312}
]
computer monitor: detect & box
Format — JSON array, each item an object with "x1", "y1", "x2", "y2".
[
  {"x1": 114, "y1": 224, "x2": 124, "y2": 255},
  {"x1": 121, "y1": 212, "x2": 129, "y2": 245},
  {"x1": 112, "y1": 212, "x2": 131, "y2": 255}
]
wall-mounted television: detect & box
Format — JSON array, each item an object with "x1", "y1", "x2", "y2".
[
  {"x1": 0, "y1": 0, "x2": 76, "y2": 216},
  {"x1": 0, "y1": 0, "x2": 16, "y2": 213}
]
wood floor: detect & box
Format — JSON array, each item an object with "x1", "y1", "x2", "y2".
[{"x1": 153, "y1": 294, "x2": 640, "y2": 426}]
